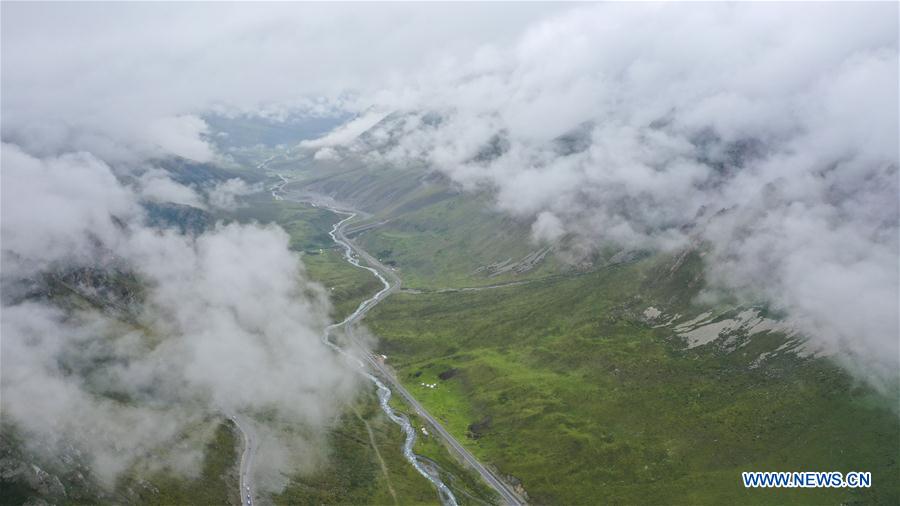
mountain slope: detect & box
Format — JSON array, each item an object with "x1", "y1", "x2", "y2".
[{"x1": 366, "y1": 249, "x2": 900, "y2": 505}]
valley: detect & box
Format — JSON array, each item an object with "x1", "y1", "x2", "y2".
[
  {"x1": 3, "y1": 135, "x2": 897, "y2": 506},
  {"x1": 247, "y1": 145, "x2": 900, "y2": 505},
  {"x1": 4, "y1": 4, "x2": 897, "y2": 506}
]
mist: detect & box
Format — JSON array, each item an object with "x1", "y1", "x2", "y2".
[
  {"x1": 305, "y1": 3, "x2": 900, "y2": 389},
  {"x1": 0, "y1": 143, "x2": 361, "y2": 490}
]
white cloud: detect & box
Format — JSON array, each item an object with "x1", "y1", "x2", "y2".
[
  {"x1": 299, "y1": 110, "x2": 390, "y2": 150},
  {"x1": 137, "y1": 168, "x2": 206, "y2": 208},
  {"x1": 313, "y1": 147, "x2": 338, "y2": 161},
  {"x1": 146, "y1": 115, "x2": 215, "y2": 163},
  {"x1": 531, "y1": 211, "x2": 565, "y2": 243},
  {"x1": 307, "y1": 2, "x2": 899, "y2": 388},
  {"x1": 1, "y1": 145, "x2": 357, "y2": 492},
  {"x1": 1, "y1": 2, "x2": 564, "y2": 162},
  {"x1": 1, "y1": 4, "x2": 897, "y2": 486},
  {"x1": 0, "y1": 144, "x2": 139, "y2": 274},
  {"x1": 206, "y1": 178, "x2": 261, "y2": 210}
]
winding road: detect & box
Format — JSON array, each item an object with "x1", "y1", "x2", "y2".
[{"x1": 233, "y1": 176, "x2": 525, "y2": 506}]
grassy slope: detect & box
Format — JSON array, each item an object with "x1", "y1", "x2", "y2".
[
  {"x1": 355, "y1": 193, "x2": 563, "y2": 289},
  {"x1": 0, "y1": 420, "x2": 240, "y2": 506},
  {"x1": 117, "y1": 420, "x2": 239, "y2": 505},
  {"x1": 383, "y1": 390, "x2": 502, "y2": 506},
  {"x1": 258, "y1": 137, "x2": 899, "y2": 504},
  {"x1": 273, "y1": 134, "x2": 576, "y2": 283},
  {"x1": 274, "y1": 390, "x2": 439, "y2": 506},
  {"x1": 279, "y1": 160, "x2": 568, "y2": 289},
  {"x1": 367, "y1": 255, "x2": 900, "y2": 505},
  {"x1": 279, "y1": 160, "x2": 898, "y2": 504}
]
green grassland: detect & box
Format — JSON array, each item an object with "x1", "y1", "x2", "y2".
[
  {"x1": 388, "y1": 391, "x2": 503, "y2": 506},
  {"x1": 273, "y1": 157, "x2": 571, "y2": 290},
  {"x1": 243, "y1": 132, "x2": 898, "y2": 505},
  {"x1": 354, "y1": 193, "x2": 564, "y2": 290},
  {"x1": 8, "y1": 158, "x2": 897, "y2": 506},
  {"x1": 258, "y1": 165, "x2": 899, "y2": 504},
  {"x1": 274, "y1": 389, "x2": 440, "y2": 506},
  {"x1": 271, "y1": 369, "x2": 501, "y2": 506},
  {"x1": 366, "y1": 253, "x2": 900, "y2": 505}
]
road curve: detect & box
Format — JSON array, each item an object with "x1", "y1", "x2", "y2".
[{"x1": 330, "y1": 210, "x2": 527, "y2": 506}]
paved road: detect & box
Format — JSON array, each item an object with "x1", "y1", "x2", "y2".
[
  {"x1": 231, "y1": 414, "x2": 257, "y2": 506},
  {"x1": 331, "y1": 211, "x2": 527, "y2": 506}
]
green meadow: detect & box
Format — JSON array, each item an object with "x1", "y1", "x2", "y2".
[{"x1": 366, "y1": 255, "x2": 900, "y2": 505}]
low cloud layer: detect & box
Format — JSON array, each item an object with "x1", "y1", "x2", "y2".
[
  {"x1": 1, "y1": 2, "x2": 562, "y2": 163},
  {"x1": 137, "y1": 168, "x2": 261, "y2": 211},
  {"x1": 310, "y1": 4, "x2": 899, "y2": 388},
  {"x1": 1, "y1": 144, "x2": 359, "y2": 489}
]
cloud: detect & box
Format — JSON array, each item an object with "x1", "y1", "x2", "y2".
[
  {"x1": 137, "y1": 168, "x2": 207, "y2": 208},
  {"x1": 136, "y1": 170, "x2": 261, "y2": 211},
  {"x1": 1, "y1": 2, "x2": 564, "y2": 162},
  {"x1": 309, "y1": 3, "x2": 899, "y2": 388},
  {"x1": 206, "y1": 178, "x2": 261, "y2": 210},
  {"x1": 299, "y1": 110, "x2": 391, "y2": 151},
  {"x1": 146, "y1": 116, "x2": 215, "y2": 163},
  {"x1": 0, "y1": 144, "x2": 140, "y2": 275},
  {"x1": 1, "y1": 4, "x2": 897, "y2": 491},
  {"x1": 531, "y1": 211, "x2": 565, "y2": 243},
  {"x1": 0, "y1": 302, "x2": 203, "y2": 486},
  {"x1": 1, "y1": 148, "x2": 359, "y2": 491},
  {"x1": 0, "y1": 0, "x2": 661, "y2": 492},
  {"x1": 312, "y1": 147, "x2": 338, "y2": 161}
]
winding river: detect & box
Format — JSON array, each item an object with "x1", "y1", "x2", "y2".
[
  {"x1": 237, "y1": 176, "x2": 524, "y2": 506},
  {"x1": 323, "y1": 211, "x2": 459, "y2": 506}
]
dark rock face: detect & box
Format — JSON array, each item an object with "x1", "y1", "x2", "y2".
[
  {"x1": 0, "y1": 457, "x2": 67, "y2": 504},
  {"x1": 143, "y1": 202, "x2": 214, "y2": 235},
  {"x1": 42, "y1": 267, "x2": 143, "y2": 314}
]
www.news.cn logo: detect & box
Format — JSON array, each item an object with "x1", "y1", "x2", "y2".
[{"x1": 742, "y1": 471, "x2": 871, "y2": 488}]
